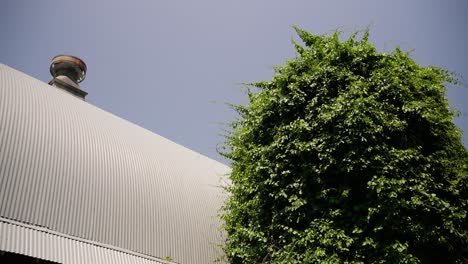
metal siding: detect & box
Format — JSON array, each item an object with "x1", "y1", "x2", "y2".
[
  {"x1": 0, "y1": 64, "x2": 229, "y2": 263},
  {"x1": 0, "y1": 218, "x2": 168, "y2": 264}
]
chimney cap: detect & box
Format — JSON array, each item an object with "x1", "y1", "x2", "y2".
[{"x1": 50, "y1": 55, "x2": 87, "y2": 83}]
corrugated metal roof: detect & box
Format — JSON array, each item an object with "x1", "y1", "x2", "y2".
[
  {"x1": 0, "y1": 217, "x2": 170, "y2": 264},
  {"x1": 0, "y1": 64, "x2": 230, "y2": 263}
]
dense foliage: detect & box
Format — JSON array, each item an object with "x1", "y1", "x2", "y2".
[{"x1": 221, "y1": 27, "x2": 468, "y2": 263}]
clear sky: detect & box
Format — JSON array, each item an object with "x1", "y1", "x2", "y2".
[{"x1": 1, "y1": 0, "x2": 467, "y2": 163}]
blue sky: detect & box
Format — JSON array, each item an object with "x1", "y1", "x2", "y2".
[{"x1": 1, "y1": 0, "x2": 467, "y2": 163}]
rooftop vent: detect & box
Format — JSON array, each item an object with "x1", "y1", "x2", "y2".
[{"x1": 48, "y1": 55, "x2": 88, "y2": 100}]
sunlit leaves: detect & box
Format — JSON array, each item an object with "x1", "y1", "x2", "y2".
[{"x1": 221, "y1": 28, "x2": 468, "y2": 263}]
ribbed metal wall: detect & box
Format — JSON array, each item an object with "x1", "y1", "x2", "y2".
[
  {"x1": 0, "y1": 64, "x2": 230, "y2": 264},
  {"x1": 0, "y1": 217, "x2": 168, "y2": 264}
]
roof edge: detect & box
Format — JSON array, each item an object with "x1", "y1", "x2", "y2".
[{"x1": 0, "y1": 217, "x2": 177, "y2": 264}]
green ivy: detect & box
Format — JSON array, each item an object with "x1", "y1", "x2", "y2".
[{"x1": 220, "y1": 27, "x2": 468, "y2": 263}]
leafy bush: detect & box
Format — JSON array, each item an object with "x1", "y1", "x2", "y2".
[{"x1": 221, "y1": 27, "x2": 468, "y2": 263}]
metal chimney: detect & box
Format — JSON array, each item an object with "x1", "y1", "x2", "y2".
[{"x1": 48, "y1": 55, "x2": 88, "y2": 100}]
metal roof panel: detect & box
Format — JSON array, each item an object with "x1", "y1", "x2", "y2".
[{"x1": 0, "y1": 64, "x2": 229, "y2": 264}]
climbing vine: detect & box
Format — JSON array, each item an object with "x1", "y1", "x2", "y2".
[{"x1": 221, "y1": 27, "x2": 468, "y2": 263}]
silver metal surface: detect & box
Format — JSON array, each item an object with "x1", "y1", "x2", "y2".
[
  {"x1": 50, "y1": 55, "x2": 87, "y2": 83},
  {"x1": 0, "y1": 217, "x2": 170, "y2": 264},
  {"x1": 0, "y1": 64, "x2": 230, "y2": 263},
  {"x1": 48, "y1": 55, "x2": 88, "y2": 99}
]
